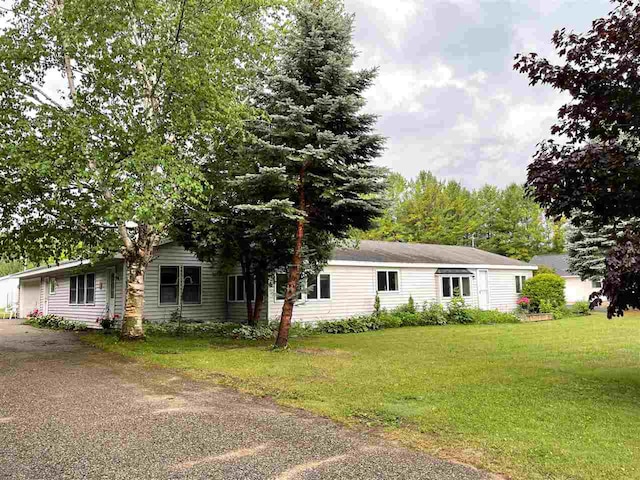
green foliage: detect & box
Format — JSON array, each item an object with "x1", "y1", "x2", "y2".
[
  {"x1": 27, "y1": 315, "x2": 88, "y2": 331},
  {"x1": 447, "y1": 294, "x2": 473, "y2": 324},
  {"x1": 522, "y1": 273, "x2": 566, "y2": 312},
  {"x1": 465, "y1": 309, "x2": 521, "y2": 325},
  {"x1": 571, "y1": 301, "x2": 591, "y2": 316},
  {"x1": 421, "y1": 302, "x2": 448, "y2": 325},
  {"x1": 373, "y1": 293, "x2": 381, "y2": 316},
  {"x1": 535, "y1": 265, "x2": 557, "y2": 276},
  {"x1": 361, "y1": 171, "x2": 563, "y2": 261},
  {"x1": 539, "y1": 299, "x2": 554, "y2": 314},
  {"x1": 314, "y1": 316, "x2": 383, "y2": 335}
]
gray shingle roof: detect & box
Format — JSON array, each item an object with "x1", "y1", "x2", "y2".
[
  {"x1": 529, "y1": 254, "x2": 573, "y2": 276},
  {"x1": 333, "y1": 241, "x2": 532, "y2": 267}
]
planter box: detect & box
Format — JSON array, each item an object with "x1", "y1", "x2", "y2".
[{"x1": 521, "y1": 313, "x2": 554, "y2": 322}]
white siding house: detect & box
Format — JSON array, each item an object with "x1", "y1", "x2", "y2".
[
  {"x1": 529, "y1": 254, "x2": 603, "y2": 304},
  {"x1": 0, "y1": 274, "x2": 19, "y2": 312},
  {"x1": 17, "y1": 241, "x2": 537, "y2": 325}
]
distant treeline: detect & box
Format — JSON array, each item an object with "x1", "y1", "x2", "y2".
[{"x1": 357, "y1": 171, "x2": 565, "y2": 261}]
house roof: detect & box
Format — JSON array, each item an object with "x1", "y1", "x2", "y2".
[
  {"x1": 529, "y1": 254, "x2": 573, "y2": 277},
  {"x1": 333, "y1": 241, "x2": 534, "y2": 267}
]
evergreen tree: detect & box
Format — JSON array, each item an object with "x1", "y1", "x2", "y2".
[{"x1": 254, "y1": 0, "x2": 386, "y2": 347}]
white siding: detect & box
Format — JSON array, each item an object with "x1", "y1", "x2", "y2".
[
  {"x1": 0, "y1": 277, "x2": 19, "y2": 310},
  {"x1": 143, "y1": 243, "x2": 226, "y2": 323},
  {"x1": 564, "y1": 276, "x2": 601, "y2": 304},
  {"x1": 45, "y1": 267, "x2": 110, "y2": 325},
  {"x1": 268, "y1": 265, "x2": 441, "y2": 323},
  {"x1": 488, "y1": 269, "x2": 534, "y2": 312}
]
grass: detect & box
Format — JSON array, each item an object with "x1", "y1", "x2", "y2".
[{"x1": 83, "y1": 312, "x2": 640, "y2": 480}]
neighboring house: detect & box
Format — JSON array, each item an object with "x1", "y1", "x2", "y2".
[
  {"x1": 0, "y1": 274, "x2": 19, "y2": 312},
  {"x1": 529, "y1": 254, "x2": 603, "y2": 304},
  {"x1": 16, "y1": 240, "x2": 537, "y2": 325}
]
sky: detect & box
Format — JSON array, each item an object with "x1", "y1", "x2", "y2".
[{"x1": 345, "y1": 0, "x2": 613, "y2": 188}]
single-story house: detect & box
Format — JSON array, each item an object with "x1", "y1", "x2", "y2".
[
  {"x1": 0, "y1": 273, "x2": 19, "y2": 312},
  {"x1": 529, "y1": 254, "x2": 602, "y2": 304},
  {"x1": 15, "y1": 240, "x2": 537, "y2": 325}
]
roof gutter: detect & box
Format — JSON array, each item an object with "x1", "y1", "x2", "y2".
[{"x1": 328, "y1": 260, "x2": 538, "y2": 270}]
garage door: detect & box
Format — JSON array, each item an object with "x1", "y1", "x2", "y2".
[{"x1": 20, "y1": 279, "x2": 41, "y2": 318}]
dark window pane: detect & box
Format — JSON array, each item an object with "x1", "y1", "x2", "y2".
[
  {"x1": 160, "y1": 266, "x2": 178, "y2": 286},
  {"x1": 307, "y1": 275, "x2": 318, "y2": 299},
  {"x1": 320, "y1": 274, "x2": 331, "y2": 299},
  {"x1": 442, "y1": 277, "x2": 451, "y2": 297},
  {"x1": 86, "y1": 273, "x2": 95, "y2": 304},
  {"x1": 183, "y1": 267, "x2": 201, "y2": 304},
  {"x1": 160, "y1": 286, "x2": 178, "y2": 304},
  {"x1": 69, "y1": 276, "x2": 77, "y2": 304},
  {"x1": 228, "y1": 276, "x2": 236, "y2": 302},
  {"x1": 377, "y1": 271, "x2": 387, "y2": 291},
  {"x1": 110, "y1": 273, "x2": 116, "y2": 299},
  {"x1": 77, "y1": 275, "x2": 85, "y2": 304},
  {"x1": 276, "y1": 273, "x2": 288, "y2": 300},
  {"x1": 452, "y1": 277, "x2": 460, "y2": 296},
  {"x1": 389, "y1": 271, "x2": 398, "y2": 291},
  {"x1": 515, "y1": 276, "x2": 521, "y2": 293},
  {"x1": 183, "y1": 266, "x2": 200, "y2": 286},
  {"x1": 235, "y1": 276, "x2": 244, "y2": 302},
  {"x1": 462, "y1": 277, "x2": 471, "y2": 297}
]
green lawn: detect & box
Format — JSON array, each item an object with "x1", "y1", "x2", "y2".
[{"x1": 84, "y1": 313, "x2": 640, "y2": 480}]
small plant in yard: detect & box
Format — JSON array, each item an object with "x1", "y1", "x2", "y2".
[
  {"x1": 571, "y1": 301, "x2": 591, "y2": 316},
  {"x1": 230, "y1": 325, "x2": 274, "y2": 340},
  {"x1": 517, "y1": 296, "x2": 531, "y2": 312},
  {"x1": 373, "y1": 293, "x2": 381, "y2": 316},
  {"x1": 27, "y1": 314, "x2": 88, "y2": 331},
  {"x1": 96, "y1": 314, "x2": 119, "y2": 330},
  {"x1": 27, "y1": 308, "x2": 42, "y2": 319},
  {"x1": 447, "y1": 292, "x2": 472, "y2": 324}
]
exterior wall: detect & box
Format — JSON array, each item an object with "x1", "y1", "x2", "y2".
[
  {"x1": 488, "y1": 269, "x2": 534, "y2": 312},
  {"x1": 564, "y1": 276, "x2": 600, "y2": 304},
  {"x1": 143, "y1": 243, "x2": 226, "y2": 323},
  {"x1": 0, "y1": 277, "x2": 19, "y2": 310},
  {"x1": 44, "y1": 266, "x2": 111, "y2": 324}
]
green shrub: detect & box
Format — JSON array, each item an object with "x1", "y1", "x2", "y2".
[
  {"x1": 447, "y1": 295, "x2": 472, "y2": 324},
  {"x1": 377, "y1": 312, "x2": 403, "y2": 328},
  {"x1": 420, "y1": 302, "x2": 448, "y2": 325},
  {"x1": 522, "y1": 273, "x2": 566, "y2": 312},
  {"x1": 570, "y1": 301, "x2": 591, "y2": 316},
  {"x1": 230, "y1": 325, "x2": 273, "y2": 340},
  {"x1": 314, "y1": 316, "x2": 382, "y2": 334},
  {"x1": 373, "y1": 293, "x2": 381, "y2": 316},
  {"x1": 539, "y1": 299, "x2": 554, "y2": 314},
  {"x1": 394, "y1": 296, "x2": 416, "y2": 314},
  {"x1": 466, "y1": 309, "x2": 520, "y2": 325},
  {"x1": 27, "y1": 314, "x2": 88, "y2": 331},
  {"x1": 552, "y1": 304, "x2": 571, "y2": 320}
]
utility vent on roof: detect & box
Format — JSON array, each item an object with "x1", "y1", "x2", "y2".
[{"x1": 435, "y1": 268, "x2": 473, "y2": 275}]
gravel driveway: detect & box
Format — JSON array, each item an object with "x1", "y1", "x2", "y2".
[{"x1": 0, "y1": 319, "x2": 491, "y2": 479}]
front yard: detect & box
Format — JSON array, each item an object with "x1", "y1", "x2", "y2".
[{"x1": 84, "y1": 313, "x2": 640, "y2": 480}]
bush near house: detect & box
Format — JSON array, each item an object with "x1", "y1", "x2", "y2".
[
  {"x1": 521, "y1": 272, "x2": 565, "y2": 311},
  {"x1": 26, "y1": 314, "x2": 88, "y2": 331}
]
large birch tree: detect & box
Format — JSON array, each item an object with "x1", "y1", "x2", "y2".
[{"x1": 0, "y1": 0, "x2": 278, "y2": 338}]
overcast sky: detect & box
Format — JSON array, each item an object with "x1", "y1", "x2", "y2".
[{"x1": 345, "y1": 0, "x2": 612, "y2": 188}]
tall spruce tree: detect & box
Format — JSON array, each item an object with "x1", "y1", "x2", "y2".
[{"x1": 253, "y1": 0, "x2": 386, "y2": 347}]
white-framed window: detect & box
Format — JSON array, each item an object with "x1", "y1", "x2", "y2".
[
  {"x1": 183, "y1": 266, "x2": 202, "y2": 304},
  {"x1": 275, "y1": 273, "x2": 303, "y2": 301},
  {"x1": 377, "y1": 270, "x2": 399, "y2": 292},
  {"x1": 515, "y1": 275, "x2": 527, "y2": 294},
  {"x1": 48, "y1": 279, "x2": 56, "y2": 295},
  {"x1": 591, "y1": 279, "x2": 603, "y2": 289},
  {"x1": 442, "y1": 276, "x2": 471, "y2": 298},
  {"x1": 307, "y1": 274, "x2": 331, "y2": 300},
  {"x1": 160, "y1": 266, "x2": 179, "y2": 305},
  {"x1": 69, "y1": 273, "x2": 95, "y2": 305},
  {"x1": 228, "y1": 274, "x2": 256, "y2": 303}
]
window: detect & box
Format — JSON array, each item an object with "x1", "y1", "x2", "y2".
[
  {"x1": 275, "y1": 273, "x2": 302, "y2": 301},
  {"x1": 183, "y1": 266, "x2": 201, "y2": 304},
  {"x1": 228, "y1": 275, "x2": 249, "y2": 303},
  {"x1": 69, "y1": 276, "x2": 77, "y2": 304},
  {"x1": 307, "y1": 274, "x2": 331, "y2": 300},
  {"x1": 160, "y1": 266, "x2": 179, "y2": 305},
  {"x1": 442, "y1": 276, "x2": 471, "y2": 298},
  {"x1": 85, "y1": 273, "x2": 95, "y2": 304},
  {"x1": 377, "y1": 271, "x2": 399, "y2": 292},
  {"x1": 49, "y1": 279, "x2": 56, "y2": 295},
  {"x1": 515, "y1": 275, "x2": 527, "y2": 294},
  {"x1": 69, "y1": 273, "x2": 95, "y2": 305},
  {"x1": 591, "y1": 279, "x2": 603, "y2": 289}
]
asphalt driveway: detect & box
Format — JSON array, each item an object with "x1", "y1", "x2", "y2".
[{"x1": 0, "y1": 319, "x2": 491, "y2": 479}]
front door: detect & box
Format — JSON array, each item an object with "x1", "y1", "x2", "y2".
[
  {"x1": 477, "y1": 269, "x2": 489, "y2": 310},
  {"x1": 107, "y1": 269, "x2": 116, "y2": 318}
]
